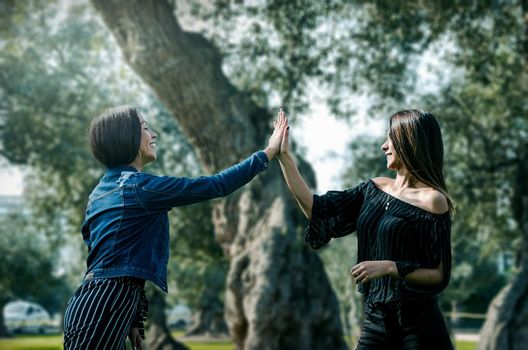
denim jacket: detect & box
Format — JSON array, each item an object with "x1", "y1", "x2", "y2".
[{"x1": 81, "y1": 151, "x2": 269, "y2": 292}]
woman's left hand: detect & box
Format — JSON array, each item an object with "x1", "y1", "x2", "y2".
[
  {"x1": 350, "y1": 260, "x2": 396, "y2": 284},
  {"x1": 128, "y1": 327, "x2": 143, "y2": 350},
  {"x1": 265, "y1": 108, "x2": 288, "y2": 160}
]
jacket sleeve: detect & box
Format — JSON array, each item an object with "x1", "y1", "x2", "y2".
[
  {"x1": 136, "y1": 151, "x2": 269, "y2": 212},
  {"x1": 305, "y1": 181, "x2": 367, "y2": 249}
]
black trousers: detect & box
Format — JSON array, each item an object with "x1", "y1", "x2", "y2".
[
  {"x1": 356, "y1": 299, "x2": 454, "y2": 350},
  {"x1": 63, "y1": 277, "x2": 148, "y2": 350}
]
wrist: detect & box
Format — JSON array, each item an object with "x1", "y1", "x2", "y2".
[
  {"x1": 387, "y1": 261, "x2": 398, "y2": 279},
  {"x1": 277, "y1": 150, "x2": 293, "y2": 162},
  {"x1": 264, "y1": 146, "x2": 278, "y2": 161}
]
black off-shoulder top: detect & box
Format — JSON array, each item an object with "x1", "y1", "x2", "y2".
[{"x1": 305, "y1": 179, "x2": 452, "y2": 304}]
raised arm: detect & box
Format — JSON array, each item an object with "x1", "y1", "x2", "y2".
[
  {"x1": 276, "y1": 109, "x2": 314, "y2": 219},
  {"x1": 135, "y1": 114, "x2": 288, "y2": 211}
]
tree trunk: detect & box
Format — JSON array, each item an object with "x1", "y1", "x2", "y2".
[
  {"x1": 146, "y1": 288, "x2": 189, "y2": 350},
  {"x1": 0, "y1": 299, "x2": 11, "y2": 338},
  {"x1": 477, "y1": 248, "x2": 528, "y2": 350},
  {"x1": 186, "y1": 291, "x2": 228, "y2": 337},
  {"x1": 478, "y1": 145, "x2": 528, "y2": 350},
  {"x1": 91, "y1": 1, "x2": 347, "y2": 349}
]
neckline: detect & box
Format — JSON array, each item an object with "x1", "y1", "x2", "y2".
[{"x1": 367, "y1": 179, "x2": 449, "y2": 218}]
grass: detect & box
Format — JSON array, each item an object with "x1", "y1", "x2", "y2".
[
  {"x1": 456, "y1": 340, "x2": 478, "y2": 350},
  {"x1": 0, "y1": 333, "x2": 235, "y2": 350},
  {"x1": 0, "y1": 334, "x2": 60, "y2": 350},
  {"x1": 0, "y1": 334, "x2": 476, "y2": 350}
]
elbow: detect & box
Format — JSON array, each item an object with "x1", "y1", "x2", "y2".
[
  {"x1": 432, "y1": 261, "x2": 444, "y2": 286},
  {"x1": 432, "y1": 271, "x2": 443, "y2": 286},
  {"x1": 427, "y1": 267, "x2": 444, "y2": 286}
]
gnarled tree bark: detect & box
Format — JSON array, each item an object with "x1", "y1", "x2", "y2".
[
  {"x1": 478, "y1": 143, "x2": 528, "y2": 350},
  {"x1": 146, "y1": 288, "x2": 189, "y2": 350},
  {"x1": 0, "y1": 298, "x2": 11, "y2": 338},
  {"x1": 186, "y1": 291, "x2": 228, "y2": 337},
  {"x1": 91, "y1": 1, "x2": 347, "y2": 349}
]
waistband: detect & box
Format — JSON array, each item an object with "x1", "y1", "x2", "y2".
[
  {"x1": 365, "y1": 297, "x2": 437, "y2": 312},
  {"x1": 83, "y1": 272, "x2": 145, "y2": 289}
]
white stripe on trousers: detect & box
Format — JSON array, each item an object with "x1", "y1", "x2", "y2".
[{"x1": 63, "y1": 278, "x2": 141, "y2": 350}]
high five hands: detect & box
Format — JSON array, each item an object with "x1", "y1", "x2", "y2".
[
  {"x1": 265, "y1": 108, "x2": 289, "y2": 160},
  {"x1": 278, "y1": 108, "x2": 290, "y2": 158}
]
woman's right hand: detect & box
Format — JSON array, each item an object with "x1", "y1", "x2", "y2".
[
  {"x1": 275, "y1": 107, "x2": 313, "y2": 218},
  {"x1": 278, "y1": 108, "x2": 290, "y2": 158}
]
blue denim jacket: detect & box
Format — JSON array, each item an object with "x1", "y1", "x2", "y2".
[{"x1": 81, "y1": 151, "x2": 269, "y2": 292}]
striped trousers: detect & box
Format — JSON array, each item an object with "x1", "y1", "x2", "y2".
[{"x1": 63, "y1": 277, "x2": 148, "y2": 350}]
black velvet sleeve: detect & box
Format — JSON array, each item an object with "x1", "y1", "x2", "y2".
[
  {"x1": 426, "y1": 216, "x2": 452, "y2": 293},
  {"x1": 398, "y1": 215, "x2": 452, "y2": 294},
  {"x1": 305, "y1": 182, "x2": 366, "y2": 249}
]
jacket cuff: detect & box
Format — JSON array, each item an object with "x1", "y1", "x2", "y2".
[{"x1": 255, "y1": 150, "x2": 270, "y2": 170}]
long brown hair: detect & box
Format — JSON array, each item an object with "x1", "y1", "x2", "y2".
[{"x1": 389, "y1": 109, "x2": 454, "y2": 214}]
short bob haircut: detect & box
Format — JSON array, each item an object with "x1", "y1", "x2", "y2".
[{"x1": 89, "y1": 105, "x2": 142, "y2": 168}]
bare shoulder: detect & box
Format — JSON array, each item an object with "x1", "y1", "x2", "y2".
[
  {"x1": 371, "y1": 177, "x2": 393, "y2": 190},
  {"x1": 420, "y1": 188, "x2": 449, "y2": 214}
]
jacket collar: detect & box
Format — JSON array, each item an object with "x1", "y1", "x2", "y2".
[{"x1": 105, "y1": 165, "x2": 139, "y2": 177}]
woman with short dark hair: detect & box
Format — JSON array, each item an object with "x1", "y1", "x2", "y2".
[
  {"x1": 277, "y1": 109, "x2": 454, "y2": 349},
  {"x1": 63, "y1": 105, "x2": 287, "y2": 349}
]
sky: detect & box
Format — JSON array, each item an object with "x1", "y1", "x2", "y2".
[
  {"x1": 0, "y1": 166, "x2": 23, "y2": 196},
  {"x1": 296, "y1": 102, "x2": 385, "y2": 193}
]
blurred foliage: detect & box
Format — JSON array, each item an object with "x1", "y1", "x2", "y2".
[
  {"x1": 318, "y1": 235, "x2": 361, "y2": 349},
  {"x1": 0, "y1": 211, "x2": 69, "y2": 315},
  {"x1": 0, "y1": 0, "x2": 227, "y2": 324},
  {"x1": 0, "y1": 0, "x2": 146, "y2": 236}
]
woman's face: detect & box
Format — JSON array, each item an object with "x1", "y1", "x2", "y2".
[
  {"x1": 138, "y1": 115, "x2": 158, "y2": 166},
  {"x1": 381, "y1": 133, "x2": 400, "y2": 170}
]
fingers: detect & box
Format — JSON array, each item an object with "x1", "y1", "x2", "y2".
[
  {"x1": 355, "y1": 271, "x2": 368, "y2": 284},
  {"x1": 277, "y1": 107, "x2": 287, "y2": 128},
  {"x1": 279, "y1": 107, "x2": 284, "y2": 123},
  {"x1": 280, "y1": 130, "x2": 287, "y2": 153},
  {"x1": 281, "y1": 122, "x2": 289, "y2": 145},
  {"x1": 351, "y1": 263, "x2": 361, "y2": 273},
  {"x1": 133, "y1": 335, "x2": 142, "y2": 350},
  {"x1": 351, "y1": 269, "x2": 367, "y2": 284},
  {"x1": 350, "y1": 263, "x2": 365, "y2": 283}
]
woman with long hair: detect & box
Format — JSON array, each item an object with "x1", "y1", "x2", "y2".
[
  {"x1": 63, "y1": 105, "x2": 287, "y2": 349},
  {"x1": 277, "y1": 109, "x2": 454, "y2": 349}
]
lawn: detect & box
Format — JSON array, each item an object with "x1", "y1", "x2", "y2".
[
  {"x1": 456, "y1": 341, "x2": 478, "y2": 350},
  {"x1": 0, "y1": 334, "x2": 234, "y2": 350},
  {"x1": 0, "y1": 334, "x2": 476, "y2": 350}
]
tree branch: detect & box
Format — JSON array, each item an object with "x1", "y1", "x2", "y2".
[{"x1": 91, "y1": 0, "x2": 266, "y2": 171}]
